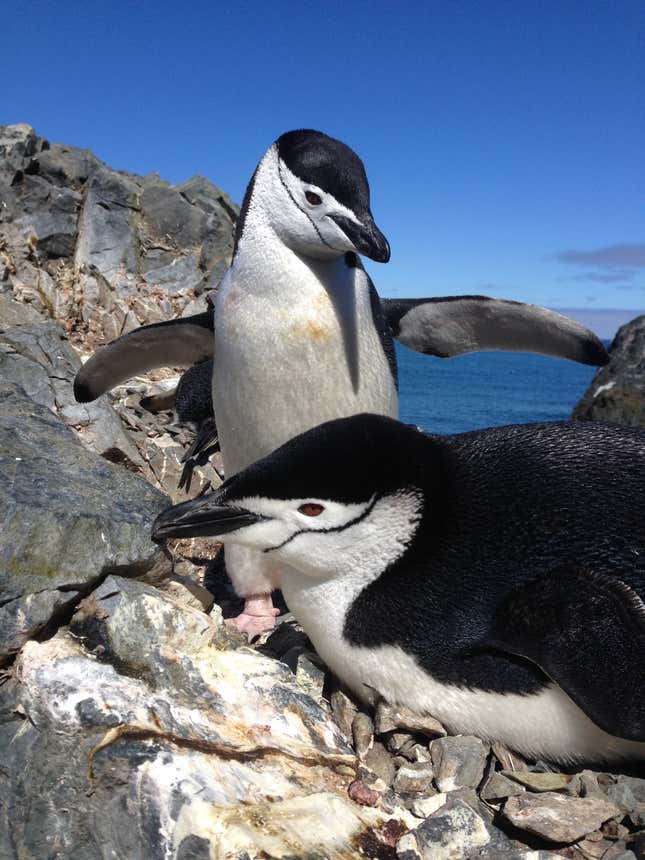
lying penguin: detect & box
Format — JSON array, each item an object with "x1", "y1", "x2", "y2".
[
  {"x1": 152, "y1": 413, "x2": 645, "y2": 765},
  {"x1": 75, "y1": 129, "x2": 608, "y2": 637}
]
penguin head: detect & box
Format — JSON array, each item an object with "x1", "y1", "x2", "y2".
[
  {"x1": 239, "y1": 130, "x2": 390, "y2": 263},
  {"x1": 153, "y1": 414, "x2": 434, "y2": 578}
]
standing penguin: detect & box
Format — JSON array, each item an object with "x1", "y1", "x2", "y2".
[
  {"x1": 152, "y1": 414, "x2": 645, "y2": 765},
  {"x1": 74, "y1": 130, "x2": 608, "y2": 636}
]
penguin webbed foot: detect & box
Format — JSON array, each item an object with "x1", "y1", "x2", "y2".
[{"x1": 225, "y1": 594, "x2": 280, "y2": 640}]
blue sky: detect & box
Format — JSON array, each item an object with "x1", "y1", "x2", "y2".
[{"x1": 3, "y1": 1, "x2": 643, "y2": 334}]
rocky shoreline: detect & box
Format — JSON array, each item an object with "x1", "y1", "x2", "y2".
[{"x1": 1, "y1": 124, "x2": 643, "y2": 858}]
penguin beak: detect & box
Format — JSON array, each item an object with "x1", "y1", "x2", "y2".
[
  {"x1": 330, "y1": 212, "x2": 391, "y2": 263},
  {"x1": 152, "y1": 494, "x2": 263, "y2": 542}
]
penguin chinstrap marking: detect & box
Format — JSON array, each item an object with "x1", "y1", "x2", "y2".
[
  {"x1": 74, "y1": 129, "x2": 609, "y2": 637},
  {"x1": 153, "y1": 415, "x2": 645, "y2": 765}
]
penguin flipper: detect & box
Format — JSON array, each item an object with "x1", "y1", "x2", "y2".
[
  {"x1": 485, "y1": 569, "x2": 645, "y2": 741},
  {"x1": 381, "y1": 296, "x2": 608, "y2": 365},
  {"x1": 74, "y1": 310, "x2": 214, "y2": 403}
]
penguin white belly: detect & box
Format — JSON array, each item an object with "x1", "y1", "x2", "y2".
[
  {"x1": 213, "y1": 256, "x2": 397, "y2": 475},
  {"x1": 282, "y1": 569, "x2": 645, "y2": 765}
]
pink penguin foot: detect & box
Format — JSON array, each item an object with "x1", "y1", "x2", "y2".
[{"x1": 225, "y1": 594, "x2": 280, "y2": 639}]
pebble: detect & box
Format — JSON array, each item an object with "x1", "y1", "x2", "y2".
[
  {"x1": 502, "y1": 791, "x2": 622, "y2": 844},
  {"x1": 503, "y1": 770, "x2": 573, "y2": 793},
  {"x1": 407, "y1": 793, "x2": 446, "y2": 819},
  {"x1": 375, "y1": 701, "x2": 446, "y2": 738},
  {"x1": 480, "y1": 771, "x2": 525, "y2": 801},
  {"x1": 329, "y1": 687, "x2": 358, "y2": 740},
  {"x1": 362, "y1": 741, "x2": 397, "y2": 787},
  {"x1": 430, "y1": 735, "x2": 489, "y2": 792},
  {"x1": 396, "y1": 797, "x2": 490, "y2": 860},
  {"x1": 352, "y1": 712, "x2": 374, "y2": 760},
  {"x1": 393, "y1": 762, "x2": 435, "y2": 794}
]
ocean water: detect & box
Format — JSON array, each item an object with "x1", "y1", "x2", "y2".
[{"x1": 395, "y1": 343, "x2": 601, "y2": 435}]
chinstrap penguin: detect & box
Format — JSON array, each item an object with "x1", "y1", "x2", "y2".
[
  {"x1": 74, "y1": 129, "x2": 609, "y2": 636},
  {"x1": 152, "y1": 414, "x2": 645, "y2": 765}
]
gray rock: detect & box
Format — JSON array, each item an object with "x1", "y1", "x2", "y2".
[
  {"x1": 362, "y1": 740, "x2": 397, "y2": 786},
  {"x1": 396, "y1": 797, "x2": 490, "y2": 859},
  {"x1": 0, "y1": 123, "x2": 43, "y2": 183},
  {"x1": 573, "y1": 314, "x2": 645, "y2": 428},
  {"x1": 353, "y1": 711, "x2": 375, "y2": 759},
  {"x1": 13, "y1": 172, "x2": 81, "y2": 257},
  {"x1": 330, "y1": 686, "x2": 359, "y2": 740},
  {"x1": 502, "y1": 791, "x2": 621, "y2": 843},
  {"x1": 431, "y1": 735, "x2": 489, "y2": 792},
  {"x1": 503, "y1": 770, "x2": 573, "y2": 793},
  {"x1": 74, "y1": 166, "x2": 140, "y2": 283},
  {"x1": 0, "y1": 314, "x2": 143, "y2": 464},
  {"x1": 0, "y1": 383, "x2": 167, "y2": 659},
  {"x1": 375, "y1": 700, "x2": 447, "y2": 738},
  {"x1": 26, "y1": 142, "x2": 100, "y2": 189},
  {"x1": 480, "y1": 771, "x2": 526, "y2": 801},
  {"x1": 393, "y1": 761, "x2": 435, "y2": 794}
]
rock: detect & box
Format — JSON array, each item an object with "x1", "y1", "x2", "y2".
[
  {"x1": 0, "y1": 312, "x2": 143, "y2": 465},
  {"x1": 375, "y1": 700, "x2": 447, "y2": 738},
  {"x1": 363, "y1": 741, "x2": 397, "y2": 787},
  {"x1": 502, "y1": 792, "x2": 622, "y2": 844},
  {"x1": 407, "y1": 793, "x2": 447, "y2": 819},
  {"x1": 0, "y1": 124, "x2": 43, "y2": 183},
  {"x1": 0, "y1": 383, "x2": 168, "y2": 660},
  {"x1": 393, "y1": 762, "x2": 435, "y2": 794},
  {"x1": 503, "y1": 771, "x2": 573, "y2": 793},
  {"x1": 352, "y1": 712, "x2": 375, "y2": 760},
  {"x1": 330, "y1": 686, "x2": 359, "y2": 740},
  {"x1": 491, "y1": 741, "x2": 530, "y2": 773},
  {"x1": 0, "y1": 122, "x2": 237, "y2": 351},
  {"x1": 294, "y1": 652, "x2": 326, "y2": 702},
  {"x1": 572, "y1": 314, "x2": 645, "y2": 428},
  {"x1": 430, "y1": 736, "x2": 489, "y2": 792},
  {"x1": 1, "y1": 574, "x2": 408, "y2": 859},
  {"x1": 481, "y1": 772, "x2": 526, "y2": 801},
  {"x1": 396, "y1": 798, "x2": 490, "y2": 860}
]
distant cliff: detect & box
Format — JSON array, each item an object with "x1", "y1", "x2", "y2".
[{"x1": 572, "y1": 315, "x2": 645, "y2": 429}]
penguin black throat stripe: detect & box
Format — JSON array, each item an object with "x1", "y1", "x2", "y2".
[
  {"x1": 276, "y1": 157, "x2": 338, "y2": 253},
  {"x1": 263, "y1": 493, "x2": 381, "y2": 554}
]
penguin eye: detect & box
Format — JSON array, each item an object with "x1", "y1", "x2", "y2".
[
  {"x1": 298, "y1": 503, "x2": 325, "y2": 517},
  {"x1": 305, "y1": 191, "x2": 322, "y2": 206}
]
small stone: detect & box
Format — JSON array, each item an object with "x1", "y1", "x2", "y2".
[
  {"x1": 480, "y1": 772, "x2": 525, "y2": 801},
  {"x1": 407, "y1": 793, "x2": 446, "y2": 819},
  {"x1": 409, "y1": 744, "x2": 431, "y2": 763},
  {"x1": 363, "y1": 741, "x2": 396, "y2": 787},
  {"x1": 386, "y1": 731, "x2": 417, "y2": 756},
  {"x1": 352, "y1": 712, "x2": 374, "y2": 759},
  {"x1": 430, "y1": 735, "x2": 489, "y2": 792},
  {"x1": 330, "y1": 687, "x2": 358, "y2": 740},
  {"x1": 397, "y1": 797, "x2": 490, "y2": 860},
  {"x1": 502, "y1": 792, "x2": 622, "y2": 844},
  {"x1": 348, "y1": 779, "x2": 381, "y2": 807},
  {"x1": 503, "y1": 771, "x2": 573, "y2": 793},
  {"x1": 576, "y1": 837, "x2": 615, "y2": 858},
  {"x1": 606, "y1": 780, "x2": 637, "y2": 813},
  {"x1": 375, "y1": 701, "x2": 446, "y2": 738},
  {"x1": 627, "y1": 802, "x2": 645, "y2": 828},
  {"x1": 491, "y1": 741, "x2": 530, "y2": 773},
  {"x1": 393, "y1": 762, "x2": 435, "y2": 794}
]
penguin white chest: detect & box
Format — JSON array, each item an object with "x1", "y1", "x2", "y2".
[{"x1": 213, "y1": 255, "x2": 397, "y2": 472}]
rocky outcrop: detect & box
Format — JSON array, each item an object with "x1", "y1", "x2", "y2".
[
  {"x1": 1, "y1": 125, "x2": 644, "y2": 859},
  {"x1": 0, "y1": 123, "x2": 237, "y2": 349},
  {"x1": 572, "y1": 314, "x2": 645, "y2": 428}
]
